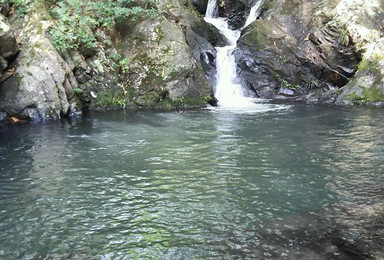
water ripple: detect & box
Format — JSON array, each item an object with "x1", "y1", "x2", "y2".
[{"x1": 0, "y1": 106, "x2": 384, "y2": 259}]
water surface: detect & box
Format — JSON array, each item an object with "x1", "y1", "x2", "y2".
[{"x1": 1, "y1": 104, "x2": 384, "y2": 259}]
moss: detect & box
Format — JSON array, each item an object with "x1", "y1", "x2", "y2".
[
  {"x1": 155, "y1": 96, "x2": 205, "y2": 108},
  {"x1": 243, "y1": 28, "x2": 267, "y2": 51},
  {"x1": 272, "y1": 71, "x2": 301, "y2": 91},
  {"x1": 346, "y1": 86, "x2": 384, "y2": 104},
  {"x1": 15, "y1": 74, "x2": 23, "y2": 86},
  {"x1": 358, "y1": 53, "x2": 384, "y2": 73},
  {"x1": 346, "y1": 92, "x2": 364, "y2": 103},
  {"x1": 260, "y1": 0, "x2": 274, "y2": 14},
  {"x1": 37, "y1": 23, "x2": 43, "y2": 35},
  {"x1": 362, "y1": 86, "x2": 384, "y2": 102},
  {"x1": 34, "y1": 42, "x2": 42, "y2": 49},
  {"x1": 92, "y1": 86, "x2": 131, "y2": 108}
]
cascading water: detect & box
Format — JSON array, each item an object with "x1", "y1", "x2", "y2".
[{"x1": 204, "y1": 0, "x2": 263, "y2": 107}]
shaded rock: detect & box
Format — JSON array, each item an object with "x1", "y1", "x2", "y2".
[
  {"x1": 226, "y1": 0, "x2": 248, "y2": 30},
  {"x1": 0, "y1": 14, "x2": 19, "y2": 83},
  {"x1": 191, "y1": 0, "x2": 208, "y2": 15},
  {"x1": 0, "y1": 14, "x2": 18, "y2": 59},
  {"x1": 186, "y1": 29, "x2": 217, "y2": 88},
  {"x1": 0, "y1": 3, "x2": 11, "y2": 17}
]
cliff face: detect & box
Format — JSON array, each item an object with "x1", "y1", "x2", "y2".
[{"x1": 235, "y1": 0, "x2": 384, "y2": 104}]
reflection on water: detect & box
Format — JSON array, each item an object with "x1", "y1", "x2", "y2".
[{"x1": 0, "y1": 104, "x2": 384, "y2": 259}]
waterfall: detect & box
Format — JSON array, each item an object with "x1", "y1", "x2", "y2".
[
  {"x1": 244, "y1": 0, "x2": 264, "y2": 28},
  {"x1": 206, "y1": 0, "x2": 218, "y2": 18},
  {"x1": 204, "y1": 0, "x2": 263, "y2": 107}
]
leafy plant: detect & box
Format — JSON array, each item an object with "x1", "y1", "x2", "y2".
[
  {"x1": 8, "y1": 0, "x2": 32, "y2": 15},
  {"x1": 73, "y1": 88, "x2": 83, "y2": 94},
  {"x1": 49, "y1": 0, "x2": 158, "y2": 53},
  {"x1": 119, "y1": 58, "x2": 130, "y2": 74}
]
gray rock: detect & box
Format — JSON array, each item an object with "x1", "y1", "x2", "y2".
[
  {"x1": 119, "y1": 15, "x2": 211, "y2": 106},
  {"x1": 0, "y1": 8, "x2": 79, "y2": 120},
  {"x1": 0, "y1": 14, "x2": 18, "y2": 59},
  {"x1": 191, "y1": 0, "x2": 208, "y2": 14},
  {"x1": 0, "y1": 14, "x2": 18, "y2": 83},
  {"x1": 0, "y1": 3, "x2": 10, "y2": 16},
  {"x1": 0, "y1": 111, "x2": 6, "y2": 121},
  {"x1": 235, "y1": 0, "x2": 368, "y2": 101}
]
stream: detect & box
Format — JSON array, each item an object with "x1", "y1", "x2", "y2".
[{"x1": 1, "y1": 105, "x2": 384, "y2": 259}]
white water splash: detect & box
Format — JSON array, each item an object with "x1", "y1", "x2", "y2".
[
  {"x1": 206, "y1": 0, "x2": 219, "y2": 18},
  {"x1": 244, "y1": 0, "x2": 264, "y2": 28}
]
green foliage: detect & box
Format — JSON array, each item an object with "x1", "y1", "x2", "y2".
[
  {"x1": 338, "y1": 25, "x2": 350, "y2": 47},
  {"x1": 203, "y1": 95, "x2": 212, "y2": 103},
  {"x1": 109, "y1": 53, "x2": 131, "y2": 78},
  {"x1": 9, "y1": 0, "x2": 32, "y2": 15},
  {"x1": 119, "y1": 58, "x2": 130, "y2": 74},
  {"x1": 73, "y1": 88, "x2": 83, "y2": 94},
  {"x1": 272, "y1": 71, "x2": 301, "y2": 91},
  {"x1": 49, "y1": 0, "x2": 158, "y2": 52},
  {"x1": 93, "y1": 87, "x2": 129, "y2": 108}
]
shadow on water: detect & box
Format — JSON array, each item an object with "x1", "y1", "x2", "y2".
[{"x1": 0, "y1": 104, "x2": 383, "y2": 259}]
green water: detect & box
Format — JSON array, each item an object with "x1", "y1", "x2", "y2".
[{"x1": 1, "y1": 104, "x2": 383, "y2": 259}]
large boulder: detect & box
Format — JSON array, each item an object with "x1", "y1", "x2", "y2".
[
  {"x1": 235, "y1": 0, "x2": 384, "y2": 104},
  {"x1": 226, "y1": 0, "x2": 249, "y2": 30},
  {"x1": 0, "y1": 3, "x2": 80, "y2": 120},
  {"x1": 0, "y1": 0, "x2": 220, "y2": 120},
  {"x1": 235, "y1": 0, "x2": 363, "y2": 100},
  {"x1": 328, "y1": 0, "x2": 384, "y2": 105},
  {"x1": 110, "y1": 0, "x2": 221, "y2": 106},
  {"x1": 117, "y1": 15, "x2": 212, "y2": 106}
]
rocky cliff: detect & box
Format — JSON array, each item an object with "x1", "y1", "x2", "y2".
[
  {"x1": 1, "y1": 0, "x2": 384, "y2": 121},
  {"x1": 235, "y1": 0, "x2": 384, "y2": 104},
  {"x1": 0, "y1": 0, "x2": 217, "y2": 121}
]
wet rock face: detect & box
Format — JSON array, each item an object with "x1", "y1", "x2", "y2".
[
  {"x1": 191, "y1": 0, "x2": 208, "y2": 15},
  {"x1": 185, "y1": 12, "x2": 228, "y2": 91},
  {"x1": 235, "y1": 0, "x2": 384, "y2": 104},
  {"x1": 215, "y1": 0, "x2": 250, "y2": 30},
  {"x1": 235, "y1": 0, "x2": 361, "y2": 100},
  {"x1": 226, "y1": 0, "x2": 248, "y2": 30}
]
